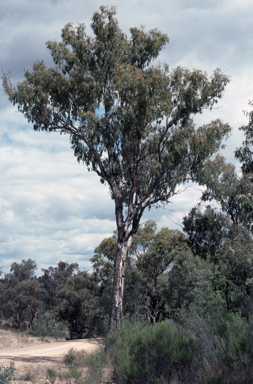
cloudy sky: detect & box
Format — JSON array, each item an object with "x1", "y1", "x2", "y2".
[{"x1": 1, "y1": 0, "x2": 253, "y2": 274}]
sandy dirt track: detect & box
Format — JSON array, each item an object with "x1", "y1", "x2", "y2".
[
  {"x1": 0, "y1": 329, "x2": 107, "y2": 383},
  {"x1": 0, "y1": 338, "x2": 101, "y2": 362}
]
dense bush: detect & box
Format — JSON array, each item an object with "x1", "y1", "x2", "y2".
[
  {"x1": 106, "y1": 320, "x2": 199, "y2": 384},
  {"x1": 28, "y1": 322, "x2": 67, "y2": 339},
  {"x1": 214, "y1": 313, "x2": 253, "y2": 383},
  {"x1": 181, "y1": 302, "x2": 253, "y2": 384}
]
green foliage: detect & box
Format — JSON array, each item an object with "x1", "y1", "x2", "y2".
[
  {"x1": 54, "y1": 271, "x2": 102, "y2": 339},
  {"x1": 197, "y1": 154, "x2": 253, "y2": 230},
  {"x1": 0, "y1": 259, "x2": 45, "y2": 328},
  {"x1": 92, "y1": 220, "x2": 192, "y2": 324},
  {"x1": 215, "y1": 226, "x2": 253, "y2": 314},
  {"x1": 64, "y1": 348, "x2": 78, "y2": 366},
  {"x1": 47, "y1": 367, "x2": 58, "y2": 379},
  {"x1": 201, "y1": 375, "x2": 224, "y2": 384},
  {"x1": 182, "y1": 205, "x2": 230, "y2": 261},
  {"x1": 106, "y1": 320, "x2": 199, "y2": 384},
  {"x1": 28, "y1": 322, "x2": 67, "y2": 339},
  {"x1": 0, "y1": 362, "x2": 15, "y2": 384},
  {"x1": 179, "y1": 299, "x2": 253, "y2": 384},
  {"x1": 235, "y1": 100, "x2": 253, "y2": 174},
  {"x1": 39, "y1": 260, "x2": 79, "y2": 309},
  {"x1": 64, "y1": 348, "x2": 87, "y2": 367},
  {"x1": 135, "y1": 223, "x2": 190, "y2": 323},
  {"x1": 82, "y1": 350, "x2": 107, "y2": 384},
  {"x1": 214, "y1": 313, "x2": 253, "y2": 382},
  {"x1": 165, "y1": 250, "x2": 213, "y2": 315},
  {"x1": 59, "y1": 365, "x2": 82, "y2": 379},
  {"x1": 6, "y1": 259, "x2": 37, "y2": 286},
  {"x1": 1, "y1": 277, "x2": 44, "y2": 328}
]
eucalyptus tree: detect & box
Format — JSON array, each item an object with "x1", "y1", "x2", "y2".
[
  {"x1": 3, "y1": 6, "x2": 231, "y2": 332},
  {"x1": 235, "y1": 100, "x2": 253, "y2": 174},
  {"x1": 182, "y1": 205, "x2": 231, "y2": 261},
  {"x1": 197, "y1": 155, "x2": 253, "y2": 230}
]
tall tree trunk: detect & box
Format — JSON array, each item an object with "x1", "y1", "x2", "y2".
[{"x1": 108, "y1": 231, "x2": 133, "y2": 334}]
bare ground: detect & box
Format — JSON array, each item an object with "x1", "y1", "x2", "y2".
[{"x1": 0, "y1": 326, "x2": 105, "y2": 383}]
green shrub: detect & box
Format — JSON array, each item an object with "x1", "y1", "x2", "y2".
[
  {"x1": 0, "y1": 362, "x2": 15, "y2": 384},
  {"x1": 201, "y1": 375, "x2": 225, "y2": 384},
  {"x1": 28, "y1": 322, "x2": 67, "y2": 339},
  {"x1": 214, "y1": 313, "x2": 253, "y2": 383},
  {"x1": 64, "y1": 347, "x2": 88, "y2": 368},
  {"x1": 82, "y1": 349, "x2": 107, "y2": 384},
  {"x1": 47, "y1": 368, "x2": 58, "y2": 379},
  {"x1": 64, "y1": 348, "x2": 78, "y2": 366},
  {"x1": 106, "y1": 320, "x2": 199, "y2": 384},
  {"x1": 180, "y1": 303, "x2": 253, "y2": 384},
  {"x1": 59, "y1": 365, "x2": 82, "y2": 379}
]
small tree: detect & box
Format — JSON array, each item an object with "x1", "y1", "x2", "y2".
[
  {"x1": 1, "y1": 279, "x2": 44, "y2": 328},
  {"x1": 54, "y1": 271, "x2": 101, "y2": 338},
  {"x1": 2, "y1": 6, "x2": 231, "y2": 332}
]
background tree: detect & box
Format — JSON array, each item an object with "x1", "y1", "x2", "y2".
[
  {"x1": 0, "y1": 259, "x2": 45, "y2": 328},
  {"x1": 134, "y1": 223, "x2": 189, "y2": 324},
  {"x1": 235, "y1": 100, "x2": 253, "y2": 174},
  {"x1": 3, "y1": 259, "x2": 37, "y2": 288},
  {"x1": 2, "y1": 6, "x2": 231, "y2": 332},
  {"x1": 2, "y1": 279, "x2": 44, "y2": 328},
  {"x1": 39, "y1": 260, "x2": 79, "y2": 309},
  {"x1": 92, "y1": 220, "x2": 192, "y2": 324},
  {"x1": 54, "y1": 271, "x2": 101, "y2": 339},
  {"x1": 216, "y1": 226, "x2": 253, "y2": 314},
  {"x1": 182, "y1": 205, "x2": 231, "y2": 262},
  {"x1": 197, "y1": 155, "x2": 253, "y2": 230},
  {"x1": 91, "y1": 232, "x2": 144, "y2": 321},
  {"x1": 165, "y1": 250, "x2": 213, "y2": 316}
]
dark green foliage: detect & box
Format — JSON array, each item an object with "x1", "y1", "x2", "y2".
[
  {"x1": 214, "y1": 314, "x2": 253, "y2": 383},
  {"x1": 179, "y1": 298, "x2": 253, "y2": 384},
  {"x1": 135, "y1": 226, "x2": 191, "y2": 323},
  {"x1": 91, "y1": 220, "x2": 192, "y2": 324},
  {"x1": 0, "y1": 259, "x2": 42, "y2": 327},
  {"x1": 106, "y1": 320, "x2": 199, "y2": 384},
  {"x1": 39, "y1": 260, "x2": 79, "y2": 309},
  {"x1": 47, "y1": 368, "x2": 58, "y2": 380},
  {"x1": 165, "y1": 250, "x2": 213, "y2": 315},
  {"x1": 6, "y1": 279, "x2": 44, "y2": 327},
  {"x1": 0, "y1": 362, "x2": 15, "y2": 384},
  {"x1": 54, "y1": 271, "x2": 102, "y2": 339},
  {"x1": 182, "y1": 205, "x2": 230, "y2": 261},
  {"x1": 5, "y1": 259, "x2": 37, "y2": 287},
  {"x1": 216, "y1": 226, "x2": 253, "y2": 314},
  {"x1": 27, "y1": 322, "x2": 67, "y2": 339},
  {"x1": 90, "y1": 235, "x2": 116, "y2": 317}
]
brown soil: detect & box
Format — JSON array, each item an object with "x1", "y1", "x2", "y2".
[{"x1": 0, "y1": 326, "x2": 104, "y2": 383}]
